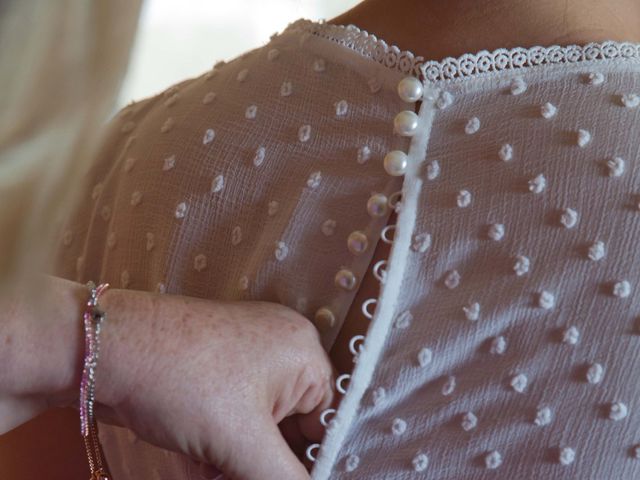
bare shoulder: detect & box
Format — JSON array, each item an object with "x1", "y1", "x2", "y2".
[{"x1": 331, "y1": 0, "x2": 640, "y2": 62}]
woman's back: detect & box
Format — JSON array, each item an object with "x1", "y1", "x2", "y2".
[
  {"x1": 41, "y1": 2, "x2": 640, "y2": 478},
  {"x1": 317, "y1": 29, "x2": 640, "y2": 478}
]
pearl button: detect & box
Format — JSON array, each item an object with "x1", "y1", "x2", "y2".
[
  {"x1": 393, "y1": 110, "x2": 419, "y2": 136},
  {"x1": 384, "y1": 150, "x2": 408, "y2": 176},
  {"x1": 397, "y1": 76, "x2": 424, "y2": 103},
  {"x1": 367, "y1": 193, "x2": 388, "y2": 218},
  {"x1": 335, "y1": 268, "x2": 357, "y2": 291},
  {"x1": 314, "y1": 307, "x2": 336, "y2": 332},
  {"x1": 347, "y1": 230, "x2": 369, "y2": 255}
]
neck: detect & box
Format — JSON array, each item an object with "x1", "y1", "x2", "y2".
[{"x1": 331, "y1": 0, "x2": 640, "y2": 61}]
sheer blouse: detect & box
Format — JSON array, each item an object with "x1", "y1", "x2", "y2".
[{"x1": 56, "y1": 19, "x2": 640, "y2": 479}]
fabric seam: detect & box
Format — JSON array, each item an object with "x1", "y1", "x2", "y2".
[
  {"x1": 310, "y1": 86, "x2": 440, "y2": 479},
  {"x1": 284, "y1": 19, "x2": 640, "y2": 84}
]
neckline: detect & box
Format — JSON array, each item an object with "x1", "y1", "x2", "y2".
[{"x1": 284, "y1": 18, "x2": 640, "y2": 84}]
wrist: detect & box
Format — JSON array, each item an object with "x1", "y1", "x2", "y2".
[
  {"x1": 0, "y1": 276, "x2": 86, "y2": 408},
  {"x1": 40, "y1": 277, "x2": 88, "y2": 408},
  {"x1": 92, "y1": 287, "x2": 151, "y2": 410}
]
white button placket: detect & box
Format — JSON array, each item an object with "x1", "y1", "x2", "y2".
[{"x1": 310, "y1": 74, "x2": 434, "y2": 478}]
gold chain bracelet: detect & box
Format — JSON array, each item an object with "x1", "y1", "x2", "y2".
[{"x1": 80, "y1": 281, "x2": 112, "y2": 480}]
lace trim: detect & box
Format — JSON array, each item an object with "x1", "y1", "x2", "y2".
[
  {"x1": 286, "y1": 19, "x2": 425, "y2": 77},
  {"x1": 285, "y1": 19, "x2": 640, "y2": 83}
]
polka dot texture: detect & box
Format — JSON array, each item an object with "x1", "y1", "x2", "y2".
[
  {"x1": 329, "y1": 43, "x2": 640, "y2": 480},
  {"x1": 54, "y1": 19, "x2": 411, "y2": 480},
  {"x1": 54, "y1": 18, "x2": 640, "y2": 480}
]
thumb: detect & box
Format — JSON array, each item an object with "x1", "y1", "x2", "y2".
[{"x1": 220, "y1": 414, "x2": 310, "y2": 480}]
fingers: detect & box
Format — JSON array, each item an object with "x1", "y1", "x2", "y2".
[
  {"x1": 295, "y1": 370, "x2": 335, "y2": 415},
  {"x1": 93, "y1": 402, "x2": 125, "y2": 427},
  {"x1": 197, "y1": 462, "x2": 224, "y2": 479},
  {"x1": 295, "y1": 359, "x2": 338, "y2": 443},
  {"x1": 295, "y1": 396, "x2": 332, "y2": 444},
  {"x1": 282, "y1": 366, "x2": 341, "y2": 474},
  {"x1": 279, "y1": 415, "x2": 307, "y2": 458},
  {"x1": 220, "y1": 414, "x2": 310, "y2": 480}
]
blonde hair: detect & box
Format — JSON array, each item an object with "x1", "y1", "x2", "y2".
[{"x1": 0, "y1": 0, "x2": 143, "y2": 289}]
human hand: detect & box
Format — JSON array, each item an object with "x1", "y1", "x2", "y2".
[{"x1": 92, "y1": 289, "x2": 334, "y2": 480}]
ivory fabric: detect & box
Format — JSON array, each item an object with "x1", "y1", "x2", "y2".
[
  {"x1": 0, "y1": 0, "x2": 142, "y2": 289},
  {"x1": 56, "y1": 19, "x2": 640, "y2": 479}
]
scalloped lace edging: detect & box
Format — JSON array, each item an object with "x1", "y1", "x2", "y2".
[
  {"x1": 286, "y1": 19, "x2": 425, "y2": 77},
  {"x1": 285, "y1": 19, "x2": 640, "y2": 83}
]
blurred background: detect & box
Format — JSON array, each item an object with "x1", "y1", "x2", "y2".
[{"x1": 118, "y1": 0, "x2": 361, "y2": 107}]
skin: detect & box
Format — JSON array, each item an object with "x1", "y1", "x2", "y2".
[
  {"x1": 0, "y1": 277, "x2": 333, "y2": 479},
  {"x1": 2, "y1": 1, "x2": 640, "y2": 479},
  {"x1": 332, "y1": 0, "x2": 640, "y2": 63}
]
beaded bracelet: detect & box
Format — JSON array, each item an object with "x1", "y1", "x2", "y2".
[{"x1": 80, "y1": 281, "x2": 112, "y2": 480}]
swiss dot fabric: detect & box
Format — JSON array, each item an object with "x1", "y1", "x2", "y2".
[{"x1": 55, "y1": 18, "x2": 640, "y2": 480}]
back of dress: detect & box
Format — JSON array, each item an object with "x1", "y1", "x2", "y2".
[
  {"x1": 55, "y1": 19, "x2": 640, "y2": 479},
  {"x1": 314, "y1": 28, "x2": 640, "y2": 480}
]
